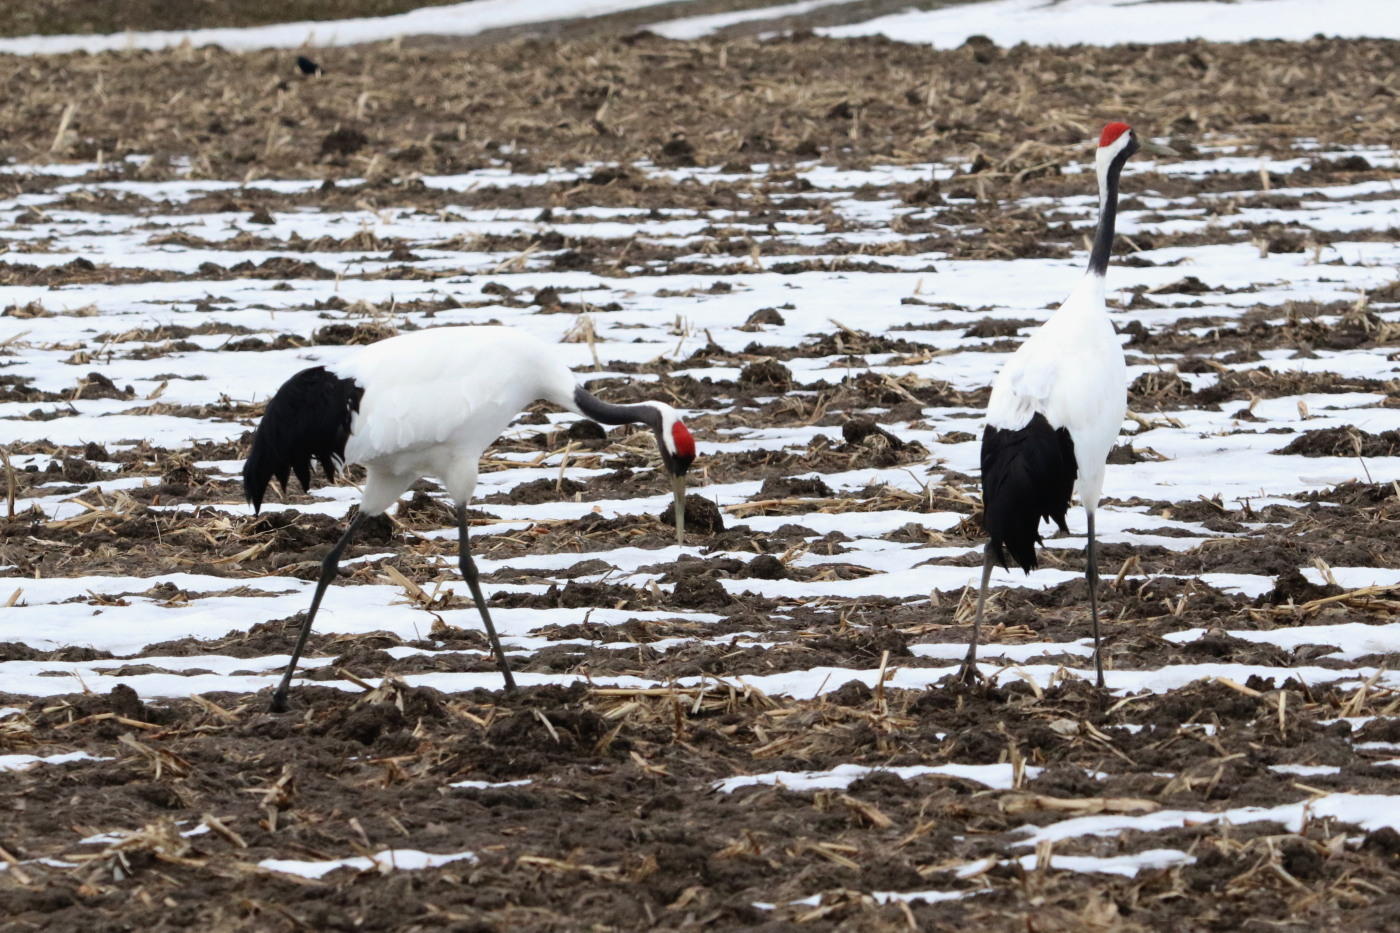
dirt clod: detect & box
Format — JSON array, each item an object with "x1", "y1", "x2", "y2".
[
  {"x1": 842, "y1": 417, "x2": 907, "y2": 450},
  {"x1": 661, "y1": 493, "x2": 725, "y2": 536},
  {"x1": 321, "y1": 127, "x2": 369, "y2": 157},
  {"x1": 744, "y1": 554, "x2": 787, "y2": 579},
  {"x1": 739, "y1": 359, "x2": 793, "y2": 389}
]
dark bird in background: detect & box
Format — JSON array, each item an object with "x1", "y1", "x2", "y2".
[
  {"x1": 963, "y1": 123, "x2": 1174, "y2": 688},
  {"x1": 244, "y1": 325, "x2": 697, "y2": 713},
  {"x1": 296, "y1": 55, "x2": 322, "y2": 76}
]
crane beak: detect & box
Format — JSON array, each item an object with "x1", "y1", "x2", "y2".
[
  {"x1": 670, "y1": 474, "x2": 687, "y2": 547},
  {"x1": 1139, "y1": 139, "x2": 1177, "y2": 157}
]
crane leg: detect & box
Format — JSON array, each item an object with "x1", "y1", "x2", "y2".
[
  {"x1": 271, "y1": 511, "x2": 366, "y2": 713},
  {"x1": 958, "y1": 546, "x2": 995, "y2": 684},
  {"x1": 1087, "y1": 511, "x2": 1105, "y2": 688},
  {"x1": 458, "y1": 505, "x2": 518, "y2": 694}
]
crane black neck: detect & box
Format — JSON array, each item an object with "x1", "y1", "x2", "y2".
[
  {"x1": 1087, "y1": 141, "x2": 1137, "y2": 278},
  {"x1": 573, "y1": 387, "x2": 663, "y2": 432}
]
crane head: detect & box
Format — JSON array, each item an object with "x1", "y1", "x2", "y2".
[
  {"x1": 1097, "y1": 123, "x2": 1176, "y2": 167},
  {"x1": 642, "y1": 402, "x2": 695, "y2": 547}
]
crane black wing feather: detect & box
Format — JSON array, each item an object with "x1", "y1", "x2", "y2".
[
  {"x1": 242, "y1": 366, "x2": 363, "y2": 513},
  {"x1": 981, "y1": 413, "x2": 1077, "y2": 572}
]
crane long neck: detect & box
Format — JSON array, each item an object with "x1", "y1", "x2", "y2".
[
  {"x1": 1087, "y1": 147, "x2": 1132, "y2": 279},
  {"x1": 572, "y1": 387, "x2": 661, "y2": 431}
]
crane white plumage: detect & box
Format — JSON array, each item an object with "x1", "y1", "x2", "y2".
[
  {"x1": 243, "y1": 325, "x2": 697, "y2": 712},
  {"x1": 963, "y1": 122, "x2": 1172, "y2": 688}
]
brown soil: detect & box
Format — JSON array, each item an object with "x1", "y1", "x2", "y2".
[
  {"x1": 5, "y1": 673, "x2": 1400, "y2": 931},
  {"x1": 1, "y1": 30, "x2": 1396, "y2": 188}
]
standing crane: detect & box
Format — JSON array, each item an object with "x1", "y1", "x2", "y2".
[
  {"x1": 243, "y1": 325, "x2": 697, "y2": 712},
  {"x1": 962, "y1": 123, "x2": 1172, "y2": 688}
]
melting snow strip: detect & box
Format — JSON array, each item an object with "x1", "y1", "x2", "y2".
[
  {"x1": 1014, "y1": 794, "x2": 1400, "y2": 846},
  {"x1": 0, "y1": 751, "x2": 108, "y2": 772},
  {"x1": 259, "y1": 848, "x2": 477, "y2": 880},
  {"x1": 713, "y1": 763, "x2": 1038, "y2": 793}
]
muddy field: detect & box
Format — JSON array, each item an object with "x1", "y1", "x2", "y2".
[{"x1": 1, "y1": 28, "x2": 1400, "y2": 933}]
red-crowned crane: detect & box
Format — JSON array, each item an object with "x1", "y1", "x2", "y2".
[
  {"x1": 243, "y1": 325, "x2": 697, "y2": 712},
  {"x1": 962, "y1": 123, "x2": 1172, "y2": 688}
]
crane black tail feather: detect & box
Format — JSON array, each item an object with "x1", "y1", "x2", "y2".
[
  {"x1": 981, "y1": 414, "x2": 1077, "y2": 572},
  {"x1": 243, "y1": 367, "x2": 363, "y2": 514}
]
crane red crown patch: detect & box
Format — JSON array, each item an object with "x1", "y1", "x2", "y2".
[
  {"x1": 1099, "y1": 122, "x2": 1132, "y2": 148},
  {"x1": 671, "y1": 421, "x2": 696, "y2": 459}
]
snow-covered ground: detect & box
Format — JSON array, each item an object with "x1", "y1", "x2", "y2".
[
  {"x1": 2, "y1": 122, "x2": 1399, "y2": 905},
  {"x1": 818, "y1": 0, "x2": 1400, "y2": 47},
  {"x1": 1, "y1": 139, "x2": 1398, "y2": 694},
  {"x1": 0, "y1": 0, "x2": 673, "y2": 54},
  {"x1": 1, "y1": 0, "x2": 1396, "y2": 54}
]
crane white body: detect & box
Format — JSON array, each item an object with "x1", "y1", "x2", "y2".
[
  {"x1": 336, "y1": 326, "x2": 580, "y2": 515},
  {"x1": 985, "y1": 273, "x2": 1127, "y2": 511}
]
